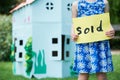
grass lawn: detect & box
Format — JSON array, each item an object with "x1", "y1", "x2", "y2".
[{"x1": 0, "y1": 55, "x2": 120, "y2": 80}]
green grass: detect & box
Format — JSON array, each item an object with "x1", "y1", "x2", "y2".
[{"x1": 0, "y1": 55, "x2": 120, "y2": 80}]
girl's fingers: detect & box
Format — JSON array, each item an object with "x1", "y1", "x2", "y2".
[
  {"x1": 71, "y1": 34, "x2": 79, "y2": 41},
  {"x1": 106, "y1": 28, "x2": 115, "y2": 36},
  {"x1": 106, "y1": 29, "x2": 115, "y2": 38}
]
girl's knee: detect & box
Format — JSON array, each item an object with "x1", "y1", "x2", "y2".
[
  {"x1": 96, "y1": 72, "x2": 107, "y2": 80},
  {"x1": 78, "y1": 73, "x2": 89, "y2": 80}
]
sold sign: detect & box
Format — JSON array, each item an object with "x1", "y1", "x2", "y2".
[{"x1": 72, "y1": 13, "x2": 111, "y2": 44}]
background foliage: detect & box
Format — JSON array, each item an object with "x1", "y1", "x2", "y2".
[
  {"x1": 108, "y1": 0, "x2": 120, "y2": 24},
  {"x1": 110, "y1": 30, "x2": 120, "y2": 50},
  {"x1": 0, "y1": 0, "x2": 25, "y2": 14},
  {"x1": 108, "y1": 0, "x2": 120, "y2": 50},
  {"x1": 0, "y1": 15, "x2": 12, "y2": 61}
]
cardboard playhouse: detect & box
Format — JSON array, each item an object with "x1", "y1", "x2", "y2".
[{"x1": 10, "y1": 0, "x2": 76, "y2": 79}]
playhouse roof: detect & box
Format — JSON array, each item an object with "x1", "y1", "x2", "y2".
[{"x1": 10, "y1": 0, "x2": 35, "y2": 13}]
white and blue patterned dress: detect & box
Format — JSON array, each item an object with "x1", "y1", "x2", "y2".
[{"x1": 73, "y1": 0, "x2": 114, "y2": 74}]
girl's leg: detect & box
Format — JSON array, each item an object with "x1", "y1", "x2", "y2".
[
  {"x1": 78, "y1": 73, "x2": 89, "y2": 80},
  {"x1": 96, "y1": 72, "x2": 107, "y2": 80}
]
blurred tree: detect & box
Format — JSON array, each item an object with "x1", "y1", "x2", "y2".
[
  {"x1": 108, "y1": 0, "x2": 120, "y2": 24},
  {"x1": 0, "y1": 0, "x2": 25, "y2": 14},
  {"x1": 0, "y1": 15, "x2": 12, "y2": 61}
]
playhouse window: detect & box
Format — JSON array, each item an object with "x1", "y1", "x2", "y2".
[
  {"x1": 66, "y1": 51, "x2": 69, "y2": 57},
  {"x1": 19, "y1": 40, "x2": 23, "y2": 45},
  {"x1": 52, "y1": 38, "x2": 58, "y2": 44},
  {"x1": 15, "y1": 46, "x2": 17, "y2": 52},
  {"x1": 14, "y1": 38, "x2": 17, "y2": 41},
  {"x1": 19, "y1": 52, "x2": 22, "y2": 58},
  {"x1": 46, "y1": 2, "x2": 54, "y2": 10},
  {"x1": 62, "y1": 35, "x2": 65, "y2": 60},
  {"x1": 66, "y1": 38, "x2": 70, "y2": 44},
  {"x1": 67, "y1": 3, "x2": 72, "y2": 11},
  {"x1": 52, "y1": 51, "x2": 58, "y2": 57}
]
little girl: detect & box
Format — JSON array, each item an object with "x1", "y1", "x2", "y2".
[{"x1": 71, "y1": 0, "x2": 115, "y2": 80}]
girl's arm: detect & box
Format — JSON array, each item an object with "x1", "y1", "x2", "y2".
[
  {"x1": 104, "y1": 0, "x2": 115, "y2": 38},
  {"x1": 71, "y1": 1, "x2": 79, "y2": 41},
  {"x1": 104, "y1": 0, "x2": 109, "y2": 12},
  {"x1": 72, "y1": 1, "x2": 78, "y2": 18}
]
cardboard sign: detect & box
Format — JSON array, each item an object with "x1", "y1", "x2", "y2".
[{"x1": 72, "y1": 13, "x2": 111, "y2": 44}]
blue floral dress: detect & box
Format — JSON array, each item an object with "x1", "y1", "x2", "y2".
[{"x1": 73, "y1": 0, "x2": 114, "y2": 73}]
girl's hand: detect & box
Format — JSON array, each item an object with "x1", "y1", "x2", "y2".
[
  {"x1": 106, "y1": 28, "x2": 115, "y2": 38},
  {"x1": 71, "y1": 33, "x2": 79, "y2": 41}
]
